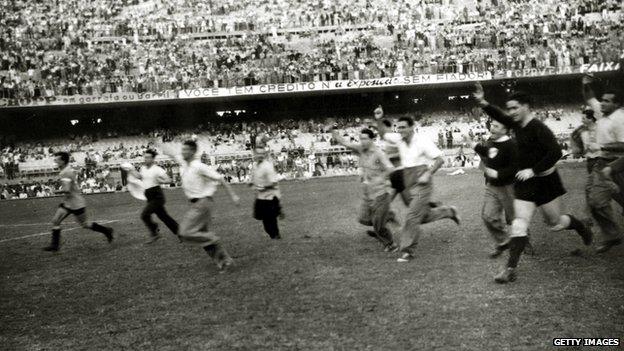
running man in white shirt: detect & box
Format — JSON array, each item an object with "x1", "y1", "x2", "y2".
[
  {"x1": 582, "y1": 76, "x2": 624, "y2": 252},
  {"x1": 126, "y1": 150, "x2": 179, "y2": 243},
  {"x1": 159, "y1": 140, "x2": 240, "y2": 271},
  {"x1": 376, "y1": 116, "x2": 460, "y2": 262},
  {"x1": 251, "y1": 147, "x2": 283, "y2": 239}
]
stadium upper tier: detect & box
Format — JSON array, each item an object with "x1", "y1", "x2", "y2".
[
  {"x1": 1, "y1": 0, "x2": 623, "y2": 101},
  {"x1": 1, "y1": 108, "x2": 581, "y2": 176}
]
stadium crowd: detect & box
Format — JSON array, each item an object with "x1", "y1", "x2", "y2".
[
  {"x1": 1, "y1": 0, "x2": 623, "y2": 99},
  {"x1": 0, "y1": 104, "x2": 580, "y2": 200}
]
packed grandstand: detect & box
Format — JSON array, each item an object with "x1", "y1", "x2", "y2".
[
  {"x1": 1, "y1": 0, "x2": 622, "y2": 100},
  {"x1": 1, "y1": 0, "x2": 623, "y2": 199}
]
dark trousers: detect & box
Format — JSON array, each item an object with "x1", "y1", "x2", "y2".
[
  {"x1": 254, "y1": 197, "x2": 281, "y2": 239},
  {"x1": 142, "y1": 187, "x2": 179, "y2": 235}
]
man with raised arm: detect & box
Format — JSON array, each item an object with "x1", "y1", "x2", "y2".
[
  {"x1": 581, "y1": 76, "x2": 624, "y2": 253},
  {"x1": 332, "y1": 127, "x2": 398, "y2": 251},
  {"x1": 473, "y1": 82, "x2": 593, "y2": 283}
]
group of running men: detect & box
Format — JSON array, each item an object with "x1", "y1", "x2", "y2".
[
  {"x1": 43, "y1": 78, "x2": 623, "y2": 282},
  {"x1": 43, "y1": 138, "x2": 284, "y2": 273}
]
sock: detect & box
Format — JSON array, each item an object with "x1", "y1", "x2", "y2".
[
  {"x1": 507, "y1": 236, "x2": 528, "y2": 268},
  {"x1": 90, "y1": 222, "x2": 109, "y2": 234},
  {"x1": 203, "y1": 245, "x2": 216, "y2": 258},
  {"x1": 50, "y1": 229, "x2": 61, "y2": 248}
]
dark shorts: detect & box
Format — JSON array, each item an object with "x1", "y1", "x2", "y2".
[
  {"x1": 145, "y1": 186, "x2": 165, "y2": 204},
  {"x1": 389, "y1": 169, "x2": 405, "y2": 193},
  {"x1": 254, "y1": 197, "x2": 282, "y2": 220},
  {"x1": 514, "y1": 171, "x2": 566, "y2": 206},
  {"x1": 59, "y1": 203, "x2": 86, "y2": 216}
]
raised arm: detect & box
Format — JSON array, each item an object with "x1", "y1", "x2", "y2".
[
  {"x1": 374, "y1": 117, "x2": 394, "y2": 140},
  {"x1": 154, "y1": 139, "x2": 179, "y2": 162},
  {"x1": 582, "y1": 75, "x2": 603, "y2": 119},
  {"x1": 331, "y1": 129, "x2": 361, "y2": 153},
  {"x1": 371, "y1": 105, "x2": 392, "y2": 139},
  {"x1": 473, "y1": 82, "x2": 515, "y2": 128}
]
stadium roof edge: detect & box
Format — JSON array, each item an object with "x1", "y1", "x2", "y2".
[{"x1": 0, "y1": 71, "x2": 619, "y2": 112}]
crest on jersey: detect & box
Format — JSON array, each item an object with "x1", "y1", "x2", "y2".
[{"x1": 488, "y1": 147, "x2": 499, "y2": 159}]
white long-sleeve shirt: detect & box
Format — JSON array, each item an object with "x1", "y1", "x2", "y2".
[
  {"x1": 140, "y1": 164, "x2": 169, "y2": 189},
  {"x1": 177, "y1": 157, "x2": 223, "y2": 199},
  {"x1": 383, "y1": 132, "x2": 442, "y2": 168}
]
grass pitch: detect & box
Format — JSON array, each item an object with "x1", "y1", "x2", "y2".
[{"x1": 1, "y1": 163, "x2": 623, "y2": 350}]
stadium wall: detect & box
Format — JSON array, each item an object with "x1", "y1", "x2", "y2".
[{"x1": 1, "y1": 71, "x2": 622, "y2": 140}]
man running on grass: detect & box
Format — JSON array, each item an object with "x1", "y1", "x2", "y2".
[
  {"x1": 159, "y1": 139, "x2": 240, "y2": 272},
  {"x1": 332, "y1": 127, "x2": 399, "y2": 252},
  {"x1": 375, "y1": 115, "x2": 460, "y2": 262},
  {"x1": 123, "y1": 149, "x2": 180, "y2": 243},
  {"x1": 43, "y1": 152, "x2": 114, "y2": 252},
  {"x1": 473, "y1": 82, "x2": 593, "y2": 283}
]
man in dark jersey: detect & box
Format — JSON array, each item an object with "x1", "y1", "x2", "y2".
[
  {"x1": 43, "y1": 152, "x2": 114, "y2": 252},
  {"x1": 473, "y1": 83, "x2": 593, "y2": 283}
]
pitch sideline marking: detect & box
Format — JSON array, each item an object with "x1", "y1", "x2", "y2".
[
  {"x1": 0, "y1": 220, "x2": 120, "y2": 243},
  {"x1": 0, "y1": 222, "x2": 63, "y2": 227}
]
